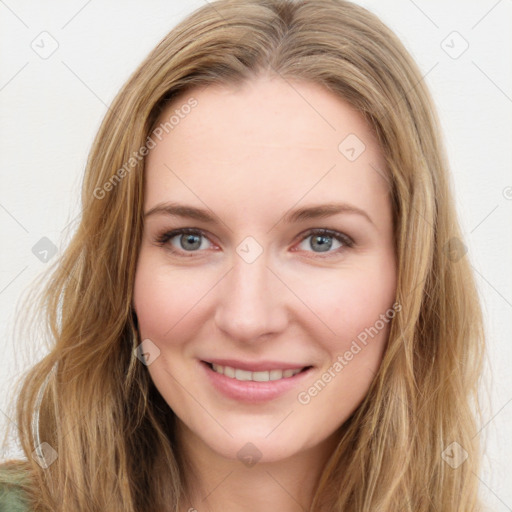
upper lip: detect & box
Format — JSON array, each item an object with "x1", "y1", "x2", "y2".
[{"x1": 202, "y1": 358, "x2": 311, "y2": 372}]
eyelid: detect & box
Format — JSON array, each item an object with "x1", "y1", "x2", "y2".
[
  {"x1": 154, "y1": 227, "x2": 354, "y2": 257},
  {"x1": 297, "y1": 228, "x2": 353, "y2": 247},
  {"x1": 154, "y1": 227, "x2": 218, "y2": 255}
]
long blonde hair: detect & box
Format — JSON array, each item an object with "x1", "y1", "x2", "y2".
[{"x1": 1, "y1": 0, "x2": 485, "y2": 510}]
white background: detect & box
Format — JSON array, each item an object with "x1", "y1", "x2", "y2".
[{"x1": 1, "y1": 1, "x2": 511, "y2": 509}]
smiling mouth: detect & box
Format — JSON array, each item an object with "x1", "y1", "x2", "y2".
[{"x1": 202, "y1": 361, "x2": 312, "y2": 382}]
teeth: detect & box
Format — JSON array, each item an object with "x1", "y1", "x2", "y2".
[
  {"x1": 210, "y1": 364, "x2": 303, "y2": 382},
  {"x1": 212, "y1": 364, "x2": 224, "y2": 375},
  {"x1": 270, "y1": 369, "x2": 283, "y2": 380},
  {"x1": 224, "y1": 366, "x2": 235, "y2": 378},
  {"x1": 235, "y1": 369, "x2": 252, "y2": 381}
]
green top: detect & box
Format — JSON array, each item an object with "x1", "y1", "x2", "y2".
[
  {"x1": 0, "y1": 465, "x2": 30, "y2": 512},
  {"x1": 0, "y1": 486, "x2": 29, "y2": 512}
]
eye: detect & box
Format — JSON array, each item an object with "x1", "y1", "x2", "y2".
[
  {"x1": 293, "y1": 228, "x2": 354, "y2": 257},
  {"x1": 154, "y1": 228, "x2": 213, "y2": 255},
  {"x1": 153, "y1": 227, "x2": 354, "y2": 257}
]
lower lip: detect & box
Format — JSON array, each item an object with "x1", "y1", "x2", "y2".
[{"x1": 200, "y1": 361, "x2": 313, "y2": 403}]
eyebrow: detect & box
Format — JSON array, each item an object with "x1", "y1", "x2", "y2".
[{"x1": 144, "y1": 201, "x2": 375, "y2": 226}]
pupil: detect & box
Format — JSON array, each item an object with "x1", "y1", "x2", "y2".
[
  {"x1": 312, "y1": 235, "x2": 332, "y2": 252},
  {"x1": 182, "y1": 234, "x2": 201, "y2": 250}
]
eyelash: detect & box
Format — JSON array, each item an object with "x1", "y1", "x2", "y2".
[{"x1": 153, "y1": 227, "x2": 354, "y2": 258}]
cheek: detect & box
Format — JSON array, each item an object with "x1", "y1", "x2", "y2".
[
  {"x1": 305, "y1": 262, "x2": 395, "y2": 324},
  {"x1": 293, "y1": 263, "x2": 396, "y2": 418},
  {"x1": 132, "y1": 254, "x2": 207, "y2": 342},
  {"x1": 292, "y1": 253, "x2": 397, "y2": 362}
]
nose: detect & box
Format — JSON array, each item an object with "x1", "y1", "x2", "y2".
[{"x1": 214, "y1": 251, "x2": 288, "y2": 344}]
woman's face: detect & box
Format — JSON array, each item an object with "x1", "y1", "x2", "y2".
[{"x1": 133, "y1": 76, "x2": 397, "y2": 463}]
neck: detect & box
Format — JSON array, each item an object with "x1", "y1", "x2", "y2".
[{"x1": 175, "y1": 421, "x2": 340, "y2": 512}]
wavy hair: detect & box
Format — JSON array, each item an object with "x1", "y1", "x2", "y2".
[{"x1": 1, "y1": 0, "x2": 485, "y2": 510}]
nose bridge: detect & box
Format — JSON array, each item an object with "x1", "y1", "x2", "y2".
[{"x1": 214, "y1": 248, "x2": 286, "y2": 342}]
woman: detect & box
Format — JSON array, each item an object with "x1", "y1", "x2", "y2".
[{"x1": 0, "y1": 0, "x2": 485, "y2": 510}]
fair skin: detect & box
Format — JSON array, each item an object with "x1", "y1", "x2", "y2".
[{"x1": 133, "y1": 75, "x2": 397, "y2": 512}]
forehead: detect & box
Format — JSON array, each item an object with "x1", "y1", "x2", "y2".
[{"x1": 144, "y1": 76, "x2": 390, "y2": 223}]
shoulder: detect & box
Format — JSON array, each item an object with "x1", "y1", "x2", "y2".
[
  {"x1": 0, "y1": 461, "x2": 32, "y2": 512},
  {"x1": 0, "y1": 485, "x2": 29, "y2": 512}
]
